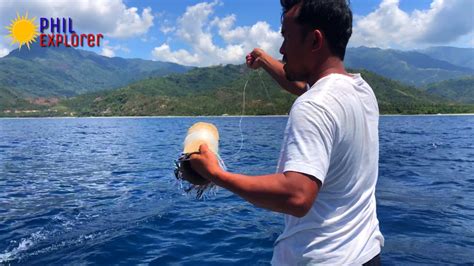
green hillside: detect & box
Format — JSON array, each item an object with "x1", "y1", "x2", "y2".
[
  {"x1": 62, "y1": 65, "x2": 295, "y2": 116},
  {"x1": 0, "y1": 87, "x2": 33, "y2": 110},
  {"x1": 0, "y1": 43, "x2": 190, "y2": 97},
  {"x1": 423, "y1": 76, "x2": 474, "y2": 104},
  {"x1": 60, "y1": 65, "x2": 474, "y2": 116}
]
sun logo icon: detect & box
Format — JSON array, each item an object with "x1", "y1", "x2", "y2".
[{"x1": 6, "y1": 12, "x2": 40, "y2": 50}]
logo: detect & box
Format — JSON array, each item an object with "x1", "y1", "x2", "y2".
[
  {"x1": 6, "y1": 12, "x2": 104, "y2": 50},
  {"x1": 6, "y1": 12, "x2": 39, "y2": 50}
]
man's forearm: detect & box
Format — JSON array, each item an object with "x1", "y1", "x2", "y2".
[
  {"x1": 209, "y1": 169, "x2": 317, "y2": 217},
  {"x1": 259, "y1": 56, "x2": 307, "y2": 96},
  {"x1": 187, "y1": 144, "x2": 320, "y2": 217}
]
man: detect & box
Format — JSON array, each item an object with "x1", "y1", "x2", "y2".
[{"x1": 188, "y1": 0, "x2": 384, "y2": 264}]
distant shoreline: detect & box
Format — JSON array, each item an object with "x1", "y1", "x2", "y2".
[{"x1": 1, "y1": 113, "x2": 474, "y2": 119}]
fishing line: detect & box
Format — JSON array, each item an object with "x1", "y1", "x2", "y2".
[
  {"x1": 227, "y1": 69, "x2": 276, "y2": 161},
  {"x1": 227, "y1": 78, "x2": 248, "y2": 161},
  {"x1": 175, "y1": 71, "x2": 253, "y2": 198},
  {"x1": 174, "y1": 67, "x2": 280, "y2": 198},
  {"x1": 175, "y1": 69, "x2": 275, "y2": 198},
  {"x1": 257, "y1": 69, "x2": 278, "y2": 114}
]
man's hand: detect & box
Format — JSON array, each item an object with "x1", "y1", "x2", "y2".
[
  {"x1": 245, "y1": 48, "x2": 307, "y2": 96},
  {"x1": 189, "y1": 144, "x2": 223, "y2": 181},
  {"x1": 246, "y1": 48, "x2": 268, "y2": 69}
]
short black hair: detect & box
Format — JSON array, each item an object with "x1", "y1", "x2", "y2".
[{"x1": 281, "y1": 0, "x2": 352, "y2": 60}]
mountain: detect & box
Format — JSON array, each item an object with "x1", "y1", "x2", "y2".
[
  {"x1": 59, "y1": 65, "x2": 473, "y2": 116},
  {"x1": 1, "y1": 44, "x2": 473, "y2": 116},
  {"x1": 418, "y1": 47, "x2": 474, "y2": 70},
  {"x1": 345, "y1": 47, "x2": 474, "y2": 86},
  {"x1": 2, "y1": 44, "x2": 471, "y2": 99},
  {"x1": 0, "y1": 43, "x2": 190, "y2": 97},
  {"x1": 423, "y1": 76, "x2": 474, "y2": 104}
]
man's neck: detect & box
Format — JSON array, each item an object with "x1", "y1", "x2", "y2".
[{"x1": 307, "y1": 57, "x2": 349, "y2": 86}]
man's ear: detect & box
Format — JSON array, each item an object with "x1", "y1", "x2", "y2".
[{"x1": 311, "y1": 29, "x2": 323, "y2": 52}]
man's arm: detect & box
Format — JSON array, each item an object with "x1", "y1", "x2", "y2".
[
  {"x1": 246, "y1": 48, "x2": 307, "y2": 96},
  {"x1": 189, "y1": 144, "x2": 321, "y2": 217}
]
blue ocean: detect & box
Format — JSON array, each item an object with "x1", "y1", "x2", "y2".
[{"x1": 1, "y1": 116, "x2": 473, "y2": 265}]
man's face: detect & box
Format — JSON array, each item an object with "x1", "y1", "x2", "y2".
[{"x1": 279, "y1": 7, "x2": 312, "y2": 82}]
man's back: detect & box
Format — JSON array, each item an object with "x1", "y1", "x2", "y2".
[{"x1": 273, "y1": 73, "x2": 384, "y2": 265}]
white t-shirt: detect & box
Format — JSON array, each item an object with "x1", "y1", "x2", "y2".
[{"x1": 272, "y1": 73, "x2": 384, "y2": 265}]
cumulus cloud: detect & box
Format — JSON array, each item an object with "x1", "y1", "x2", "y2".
[
  {"x1": 160, "y1": 25, "x2": 175, "y2": 35},
  {"x1": 151, "y1": 1, "x2": 282, "y2": 66},
  {"x1": 101, "y1": 47, "x2": 115, "y2": 57},
  {"x1": 100, "y1": 40, "x2": 130, "y2": 57},
  {"x1": 0, "y1": 45, "x2": 9, "y2": 58},
  {"x1": 152, "y1": 44, "x2": 200, "y2": 65},
  {"x1": 107, "y1": 7, "x2": 154, "y2": 38},
  {"x1": 350, "y1": 0, "x2": 474, "y2": 48},
  {"x1": 0, "y1": 0, "x2": 154, "y2": 54}
]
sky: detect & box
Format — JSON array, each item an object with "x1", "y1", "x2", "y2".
[{"x1": 1, "y1": 0, "x2": 473, "y2": 66}]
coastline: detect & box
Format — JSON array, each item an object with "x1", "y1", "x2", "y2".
[{"x1": 1, "y1": 113, "x2": 474, "y2": 119}]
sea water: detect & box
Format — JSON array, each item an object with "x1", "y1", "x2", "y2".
[{"x1": 0, "y1": 116, "x2": 473, "y2": 264}]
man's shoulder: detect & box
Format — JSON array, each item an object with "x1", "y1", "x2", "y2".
[
  {"x1": 293, "y1": 73, "x2": 378, "y2": 123},
  {"x1": 294, "y1": 75, "x2": 355, "y2": 112}
]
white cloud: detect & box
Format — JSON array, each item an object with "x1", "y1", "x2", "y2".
[
  {"x1": 100, "y1": 40, "x2": 130, "y2": 57},
  {"x1": 151, "y1": 1, "x2": 282, "y2": 66},
  {"x1": 101, "y1": 47, "x2": 115, "y2": 57},
  {"x1": 152, "y1": 44, "x2": 200, "y2": 65},
  {"x1": 108, "y1": 7, "x2": 154, "y2": 38},
  {"x1": 0, "y1": 45, "x2": 9, "y2": 58},
  {"x1": 100, "y1": 40, "x2": 115, "y2": 57},
  {"x1": 160, "y1": 25, "x2": 175, "y2": 35},
  {"x1": 0, "y1": 0, "x2": 154, "y2": 54},
  {"x1": 350, "y1": 0, "x2": 474, "y2": 48}
]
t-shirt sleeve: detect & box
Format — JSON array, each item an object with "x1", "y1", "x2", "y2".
[{"x1": 281, "y1": 101, "x2": 336, "y2": 184}]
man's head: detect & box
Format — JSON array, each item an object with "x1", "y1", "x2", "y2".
[{"x1": 279, "y1": 0, "x2": 352, "y2": 81}]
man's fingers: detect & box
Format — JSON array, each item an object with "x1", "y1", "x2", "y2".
[
  {"x1": 187, "y1": 144, "x2": 208, "y2": 161},
  {"x1": 199, "y1": 143, "x2": 209, "y2": 153},
  {"x1": 246, "y1": 54, "x2": 255, "y2": 66},
  {"x1": 246, "y1": 55, "x2": 260, "y2": 69},
  {"x1": 251, "y1": 48, "x2": 263, "y2": 57}
]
